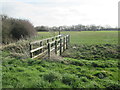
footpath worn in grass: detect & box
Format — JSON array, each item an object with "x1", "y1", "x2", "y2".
[{"x1": 2, "y1": 51, "x2": 120, "y2": 88}]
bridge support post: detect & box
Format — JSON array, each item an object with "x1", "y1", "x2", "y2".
[
  {"x1": 29, "y1": 43, "x2": 33, "y2": 58},
  {"x1": 55, "y1": 40, "x2": 57, "y2": 55},
  {"x1": 66, "y1": 35, "x2": 68, "y2": 49},
  {"x1": 40, "y1": 41, "x2": 43, "y2": 53},
  {"x1": 63, "y1": 37, "x2": 65, "y2": 51},
  {"x1": 60, "y1": 38, "x2": 62, "y2": 55},
  {"x1": 48, "y1": 43, "x2": 51, "y2": 58}
]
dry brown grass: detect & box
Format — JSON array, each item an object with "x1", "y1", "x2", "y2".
[
  {"x1": 1, "y1": 39, "x2": 30, "y2": 59},
  {"x1": 42, "y1": 52, "x2": 64, "y2": 62}
]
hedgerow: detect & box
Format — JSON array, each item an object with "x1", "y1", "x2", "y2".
[{"x1": 1, "y1": 15, "x2": 36, "y2": 44}]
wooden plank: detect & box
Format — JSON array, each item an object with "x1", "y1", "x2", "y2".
[
  {"x1": 57, "y1": 50, "x2": 60, "y2": 54},
  {"x1": 50, "y1": 47, "x2": 55, "y2": 52},
  {"x1": 56, "y1": 38, "x2": 60, "y2": 42},
  {"x1": 30, "y1": 39, "x2": 47, "y2": 44},
  {"x1": 30, "y1": 45, "x2": 46, "y2": 53},
  {"x1": 57, "y1": 44, "x2": 60, "y2": 47},
  {"x1": 49, "y1": 40, "x2": 55, "y2": 44},
  {"x1": 30, "y1": 35, "x2": 61, "y2": 44},
  {"x1": 32, "y1": 49, "x2": 48, "y2": 59}
]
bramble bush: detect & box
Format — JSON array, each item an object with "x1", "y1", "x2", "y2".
[{"x1": 1, "y1": 15, "x2": 36, "y2": 44}]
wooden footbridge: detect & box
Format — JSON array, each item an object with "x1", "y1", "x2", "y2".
[{"x1": 29, "y1": 35, "x2": 70, "y2": 59}]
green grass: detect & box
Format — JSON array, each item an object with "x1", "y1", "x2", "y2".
[
  {"x1": 63, "y1": 31, "x2": 118, "y2": 45},
  {"x1": 62, "y1": 44, "x2": 119, "y2": 60},
  {"x1": 31, "y1": 31, "x2": 59, "y2": 41},
  {"x1": 2, "y1": 31, "x2": 119, "y2": 88},
  {"x1": 33, "y1": 31, "x2": 118, "y2": 45},
  {"x1": 2, "y1": 53, "x2": 119, "y2": 88}
]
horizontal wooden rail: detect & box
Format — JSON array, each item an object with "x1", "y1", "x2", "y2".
[
  {"x1": 30, "y1": 45, "x2": 46, "y2": 53},
  {"x1": 29, "y1": 34, "x2": 70, "y2": 59}
]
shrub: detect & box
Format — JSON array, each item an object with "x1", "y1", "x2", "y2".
[{"x1": 1, "y1": 15, "x2": 36, "y2": 44}]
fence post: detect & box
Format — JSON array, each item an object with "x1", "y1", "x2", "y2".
[
  {"x1": 64, "y1": 36, "x2": 66, "y2": 49},
  {"x1": 60, "y1": 38, "x2": 62, "y2": 55},
  {"x1": 56, "y1": 36, "x2": 58, "y2": 40},
  {"x1": 52, "y1": 37, "x2": 54, "y2": 41},
  {"x1": 47, "y1": 39, "x2": 49, "y2": 43},
  {"x1": 40, "y1": 41, "x2": 43, "y2": 53},
  {"x1": 51, "y1": 38, "x2": 54, "y2": 47},
  {"x1": 66, "y1": 35, "x2": 68, "y2": 49},
  {"x1": 55, "y1": 40, "x2": 57, "y2": 54},
  {"x1": 63, "y1": 37, "x2": 65, "y2": 51},
  {"x1": 48, "y1": 42, "x2": 51, "y2": 58},
  {"x1": 68, "y1": 35, "x2": 70, "y2": 44},
  {"x1": 29, "y1": 43, "x2": 33, "y2": 58}
]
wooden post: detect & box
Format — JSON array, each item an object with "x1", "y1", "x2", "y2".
[
  {"x1": 40, "y1": 41, "x2": 43, "y2": 53},
  {"x1": 52, "y1": 38, "x2": 54, "y2": 47},
  {"x1": 66, "y1": 35, "x2": 68, "y2": 49},
  {"x1": 63, "y1": 37, "x2": 65, "y2": 51},
  {"x1": 55, "y1": 40, "x2": 57, "y2": 54},
  {"x1": 47, "y1": 39, "x2": 49, "y2": 43},
  {"x1": 59, "y1": 35, "x2": 61, "y2": 38},
  {"x1": 60, "y1": 38, "x2": 62, "y2": 55},
  {"x1": 56, "y1": 36, "x2": 58, "y2": 40},
  {"x1": 64, "y1": 36, "x2": 66, "y2": 49},
  {"x1": 68, "y1": 35, "x2": 70, "y2": 44},
  {"x1": 52, "y1": 37, "x2": 54, "y2": 41},
  {"x1": 48, "y1": 43, "x2": 51, "y2": 58},
  {"x1": 29, "y1": 43, "x2": 33, "y2": 58},
  {"x1": 59, "y1": 30, "x2": 61, "y2": 35}
]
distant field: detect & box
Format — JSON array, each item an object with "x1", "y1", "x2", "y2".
[{"x1": 35, "y1": 31, "x2": 118, "y2": 45}]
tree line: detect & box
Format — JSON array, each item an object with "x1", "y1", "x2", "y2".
[{"x1": 35, "y1": 25, "x2": 119, "y2": 32}]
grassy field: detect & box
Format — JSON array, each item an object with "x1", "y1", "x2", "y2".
[
  {"x1": 2, "y1": 54, "x2": 119, "y2": 88},
  {"x1": 2, "y1": 31, "x2": 120, "y2": 88},
  {"x1": 34, "y1": 31, "x2": 118, "y2": 44},
  {"x1": 63, "y1": 31, "x2": 118, "y2": 44}
]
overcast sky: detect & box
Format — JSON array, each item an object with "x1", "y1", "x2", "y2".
[{"x1": 0, "y1": 0, "x2": 119, "y2": 27}]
